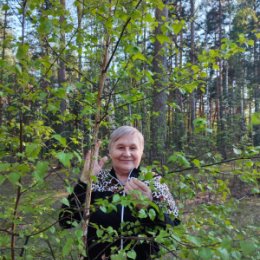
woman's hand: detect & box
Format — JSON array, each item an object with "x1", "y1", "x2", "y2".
[
  {"x1": 80, "y1": 141, "x2": 108, "y2": 183},
  {"x1": 124, "y1": 178, "x2": 153, "y2": 208}
]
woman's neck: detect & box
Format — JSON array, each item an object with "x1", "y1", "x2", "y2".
[
  {"x1": 115, "y1": 173, "x2": 128, "y2": 184},
  {"x1": 114, "y1": 169, "x2": 133, "y2": 184}
]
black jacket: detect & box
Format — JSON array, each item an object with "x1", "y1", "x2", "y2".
[{"x1": 59, "y1": 168, "x2": 180, "y2": 260}]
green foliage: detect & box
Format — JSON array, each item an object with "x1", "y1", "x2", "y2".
[
  {"x1": 252, "y1": 112, "x2": 260, "y2": 126},
  {"x1": 0, "y1": 0, "x2": 259, "y2": 259},
  {"x1": 193, "y1": 117, "x2": 213, "y2": 134},
  {"x1": 168, "y1": 152, "x2": 191, "y2": 168}
]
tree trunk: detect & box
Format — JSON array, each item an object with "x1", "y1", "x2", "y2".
[
  {"x1": 77, "y1": 1, "x2": 83, "y2": 81},
  {"x1": 10, "y1": 2, "x2": 27, "y2": 259},
  {"x1": 253, "y1": 1, "x2": 260, "y2": 145},
  {"x1": 188, "y1": 0, "x2": 196, "y2": 138},
  {"x1": 0, "y1": 4, "x2": 8, "y2": 126},
  {"x1": 58, "y1": 0, "x2": 67, "y2": 130},
  {"x1": 150, "y1": 4, "x2": 169, "y2": 164},
  {"x1": 216, "y1": 0, "x2": 227, "y2": 159}
]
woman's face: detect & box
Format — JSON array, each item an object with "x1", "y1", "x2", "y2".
[{"x1": 109, "y1": 133, "x2": 144, "y2": 176}]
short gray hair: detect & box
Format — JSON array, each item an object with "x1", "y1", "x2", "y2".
[{"x1": 108, "y1": 126, "x2": 144, "y2": 151}]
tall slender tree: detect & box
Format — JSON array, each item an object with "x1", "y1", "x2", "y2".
[{"x1": 151, "y1": 3, "x2": 169, "y2": 164}]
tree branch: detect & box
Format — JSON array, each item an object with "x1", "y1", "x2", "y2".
[
  {"x1": 103, "y1": 0, "x2": 144, "y2": 73},
  {"x1": 167, "y1": 155, "x2": 260, "y2": 175}
]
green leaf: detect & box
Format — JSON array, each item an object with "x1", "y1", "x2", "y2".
[
  {"x1": 112, "y1": 194, "x2": 121, "y2": 203},
  {"x1": 251, "y1": 187, "x2": 260, "y2": 194},
  {"x1": 240, "y1": 240, "x2": 257, "y2": 255},
  {"x1": 62, "y1": 237, "x2": 73, "y2": 256},
  {"x1": 50, "y1": 226, "x2": 56, "y2": 234},
  {"x1": 132, "y1": 52, "x2": 147, "y2": 61},
  {"x1": 66, "y1": 185, "x2": 73, "y2": 194},
  {"x1": 192, "y1": 159, "x2": 201, "y2": 168},
  {"x1": 53, "y1": 134, "x2": 67, "y2": 147},
  {"x1": 0, "y1": 162, "x2": 10, "y2": 171},
  {"x1": 100, "y1": 206, "x2": 107, "y2": 213},
  {"x1": 199, "y1": 248, "x2": 213, "y2": 260},
  {"x1": 168, "y1": 152, "x2": 190, "y2": 167},
  {"x1": 0, "y1": 175, "x2": 6, "y2": 185},
  {"x1": 47, "y1": 103, "x2": 60, "y2": 113},
  {"x1": 25, "y1": 143, "x2": 41, "y2": 160},
  {"x1": 156, "y1": 34, "x2": 170, "y2": 44},
  {"x1": 61, "y1": 198, "x2": 70, "y2": 207},
  {"x1": 138, "y1": 209, "x2": 147, "y2": 218},
  {"x1": 231, "y1": 250, "x2": 241, "y2": 259},
  {"x1": 54, "y1": 88, "x2": 66, "y2": 98},
  {"x1": 186, "y1": 235, "x2": 201, "y2": 247},
  {"x1": 33, "y1": 161, "x2": 49, "y2": 182},
  {"x1": 8, "y1": 172, "x2": 21, "y2": 185},
  {"x1": 143, "y1": 171, "x2": 153, "y2": 181},
  {"x1": 74, "y1": 229, "x2": 83, "y2": 239},
  {"x1": 2, "y1": 4, "x2": 10, "y2": 11},
  {"x1": 172, "y1": 20, "x2": 185, "y2": 35},
  {"x1": 96, "y1": 229, "x2": 104, "y2": 238},
  {"x1": 193, "y1": 117, "x2": 207, "y2": 133},
  {"x1": 217, "y1": 248, "x2": 230, "y2": 260},
  {"x1": 16, "y1": 43, "x2": 29, "y2": 60},
  {"x1": 233, "y1": 147, "x2": 242, "y2": 155},
  {"x1": 252, "y1": 112, "x2": 260, "y2": 125},
  {"x1": 38, "y1": 18, "x2": 52, "y2": 34},
  {"x1": 127, "y1": 250, "x2": 136, "y2": 259},
  {"x1": 148, "y1": 208, "x2": 156, "y2": 221},
  {"x1": 15, "y1": 64, "x2": 22, "y2": 75},
  {"x1": 213, "y1": 63, "x2": 219, "y2": 70},
  {"x1": 56, "y1": 152, "x2": 73, "y2": 168},
  {"x1": 111, "y1": 250, "x2": 127, "y2": 260}
]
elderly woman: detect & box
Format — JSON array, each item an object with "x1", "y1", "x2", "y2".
[{"x1": 59, "y1": 126, "x2": 179, "y2": 260}]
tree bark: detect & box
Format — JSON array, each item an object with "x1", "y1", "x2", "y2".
[
  {"x1": 58, "y1": 0, "x2": 67, "y2": 126},
  {"x1": 216, "y1": 0, "x2": 227, "y2": 159},
  {"x1": 0, "y1": 3, "x2": 8, "y2": 126},
  {"x1": 253, "y1": 0, "x2": 260, "y2": 145},
  {"x1": 150, "y1": 4, "x2": 169, "y2": 164},
  {"x1": 189, "y1": 0, "x2": 196, "y2": 135}
]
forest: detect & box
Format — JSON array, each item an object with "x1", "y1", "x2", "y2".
[{"x1": 0, "y1": 0, "x2": 259, "y2": 259}]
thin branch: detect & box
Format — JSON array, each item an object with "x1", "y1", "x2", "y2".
[
  {"x1": 39, "y1": 28, "x2": 78, "y2": 85},
  {"x1": 0, "y1": 229, "x2": 18, "y2": 236},
  {"x1": 46, "y1": 239, "x2": 56, "y2": 260},
  {"x1": 43, "y1": 37, "x2": 97, "y2": 87},
  {"x1": 19, "y1": 236, "x2": 29, "y2": 257},
  {"x1": 167, "y1": 155, "x2": 260, "y2": 174},
  {"x1": 156, "y1": 242, "x2": 179, "y2": 258},
  {"x1": 11, "y1": 184, "x2": 21, "y2": 260},
  {"x1": 103, "y1": 0, "x2": 144, "y2": 73}
]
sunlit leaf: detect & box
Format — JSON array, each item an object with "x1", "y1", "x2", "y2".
[
  {"x1": 7, "y1": 172, "x2": 21, "y2": 185},
  {"x1": 25, "y1": 143, "x2": 41, "y2": 160},
  {"x1": 252, "y1": 112, "x2": 260, "y2": 125},
  {"x1": 53, "y1": 134, "x2": 67, "y2": 147},
  {"x1": 33, "y1": 161, "x2": 49, "y2": 182},
  {"x1": 56, "y1": 152, "x2": 73, "y2": 168},
  {"x1": 127, "y1": 250, "x2": 136, "y2": 259}
]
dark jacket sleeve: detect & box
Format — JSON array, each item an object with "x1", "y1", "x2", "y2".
[{"x1": 58, "y1": 181, "x2": 87, "y2": 228}]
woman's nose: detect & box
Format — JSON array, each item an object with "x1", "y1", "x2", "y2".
[{"x1": 123, "y1": 148, "x2": 131, "y2": 156}]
